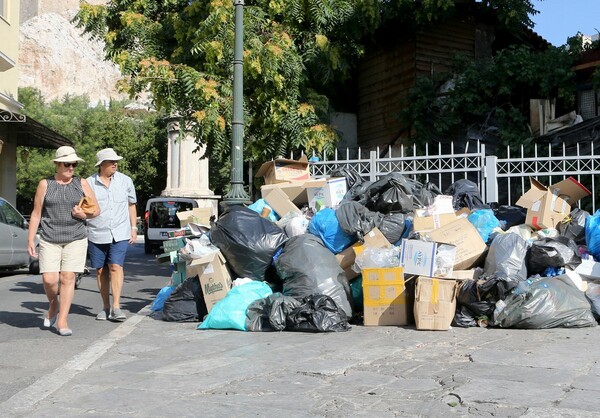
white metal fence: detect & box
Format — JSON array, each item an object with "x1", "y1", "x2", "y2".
[{"x1": 299, "y1": 140, "x2": 600, "y2": 213}]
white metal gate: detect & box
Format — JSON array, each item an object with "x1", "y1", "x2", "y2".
[{"x1": 300, "y1": 140, "x2": 600, "y2": 213}]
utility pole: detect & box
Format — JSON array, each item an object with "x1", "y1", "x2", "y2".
[{"x1": 222, "y1": 0, "x2": 251, "y2": 208}]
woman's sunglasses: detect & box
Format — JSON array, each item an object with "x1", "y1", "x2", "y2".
[{"x1": 62, "y1": 162, "x2": 78, "y2": 168}]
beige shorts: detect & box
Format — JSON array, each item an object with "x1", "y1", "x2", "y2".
[{"x1": 39, "y1": 237, "x2": 88, "y2": 273}]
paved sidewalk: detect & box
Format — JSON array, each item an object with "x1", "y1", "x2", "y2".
[{"x1": 5, "y1": 307, "x2": 600, "y2": 417}]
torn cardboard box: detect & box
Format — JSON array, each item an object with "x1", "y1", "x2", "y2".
[
  {"x1": 414, "y1": 276, "x2": 458, "y2": 331},
  {"x1": 255, "y1": 155, "x2": 310, "y2": 184},
  {"x1": 516, "y1": 177, "x2": 591, "y2": 230},
  {"x1": 187, "y1": 251, "x2": 232, "y2": 312},
  {"x1": 176, "y1": 208, "x2": 212, "y2": 227}
]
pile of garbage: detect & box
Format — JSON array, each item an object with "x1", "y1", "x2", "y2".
[{"x1": 152, "y1": 156, "x2": 600, "y2": 332}]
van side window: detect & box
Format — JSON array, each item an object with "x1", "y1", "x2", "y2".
[{"x1": 0, "y1": 199, "x2": 24, "y2": 228}]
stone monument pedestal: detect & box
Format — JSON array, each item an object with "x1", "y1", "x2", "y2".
[{"x1": 163, "y1": 118, "x2": 220, "y2": 217}]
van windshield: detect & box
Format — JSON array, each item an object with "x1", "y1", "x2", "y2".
[{"x1": 148, "y1": 201, "x2": 195, "y2": 228}]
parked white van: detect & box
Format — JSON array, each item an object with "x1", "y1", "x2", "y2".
[{"x1": 143, "y1": 197, "x2": 198, "y2": 253}]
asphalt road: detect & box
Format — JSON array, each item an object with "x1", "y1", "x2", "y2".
[{"x1": 0, "y1": 237, "x2": 171, "y2": 403}]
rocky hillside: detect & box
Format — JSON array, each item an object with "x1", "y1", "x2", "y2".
[{"x1": 18, "y1": 5, "x2": 127, "y2": 105}]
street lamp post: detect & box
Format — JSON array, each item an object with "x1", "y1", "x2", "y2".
[{"x1": 222, "y1": 0, "x2": 251, "y2": 207}]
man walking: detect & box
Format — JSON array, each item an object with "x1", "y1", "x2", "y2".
[{"x1": 87, "y1": 148, "x2": 137, "y2": 321}]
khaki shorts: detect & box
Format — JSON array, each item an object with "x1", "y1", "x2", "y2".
[{"x1": 39, "y1": 237, "x2": 88, "y2": 273}]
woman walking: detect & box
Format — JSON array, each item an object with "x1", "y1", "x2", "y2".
[{"x1": 27, "y1": 146, "x2": 99, "y2": 336}]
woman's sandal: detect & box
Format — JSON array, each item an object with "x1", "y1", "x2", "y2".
[
  {"x1": 58, "y1": 328, "x2": 73, "y2": 337},
  {"x1": 43, "y1": 315, "x2": 57, "y2": 328}
]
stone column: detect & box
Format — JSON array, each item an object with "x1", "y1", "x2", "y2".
[{"x1": 162, "y1": 117, "x2": 220, "y2": 215}]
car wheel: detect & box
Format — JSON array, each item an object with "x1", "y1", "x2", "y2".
[
  {"x1": 29, "y1": 259, "x2": 40, "y2": 275},
  {"x1": 144, "y1": 238, "x2": 152, "y2": 254}
]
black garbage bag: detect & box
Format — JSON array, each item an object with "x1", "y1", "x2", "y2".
[
  {"x1": 527, "y1": 236, "x2": 581, "y2": 275},
  {"x1": 330, "y1": 167, "x2": 364, "y2": 188},
  {"x1": 492, "y1": 276, "x2": 597, "y2": 328},
  {"x1": 246, "y1": 293, "x2": 302, "y2": 331},
  {"x1": 275, "y1": 234, "x2": 353, "y2": 317},
  {"x1": 445, "y1": 179, "x2": 485, "y2": 211},
  {"x1": 452, "y1": 279, "x2": 496, "y2": 328},
  {"x1": 413, "y1": 182, "x2": 442, "y2": 208},
  {"x1": 345, "y1": 180, "x2": 373, "y2": 202},
  {"x1": 483, "y1": 233, "x2": 528, "y2": 282},
  {"x1": 210, "y1": 205, "x2": 287, "y2": 280},
  {"x1": 557, "y1": 208, "x2": 590, "y2": 245},
  {"x1": 374, "y1": 177, "x2": 414, "y2": 213},
  {"x1": 163, "y1": 276, "x2": 207, "y2": 322},
  {"x1": 335, "y1": 201, "x2": 384, "y2": 240},
  {"x1": 492, "y1": 205, "x2": 527, "y2": 230},
  {"x1": 286, "y1": 294, "x2": 351, "y2": 332},
  {"x1": 378, "y1": 212, "x2": 408, "y2": 244},
  {"x1": 453, "y1": 306, "x2": 479, "y2": 328}
]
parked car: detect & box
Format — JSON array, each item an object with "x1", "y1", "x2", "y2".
[
  {"x1": 143, "y1": 197, "x2": 198, "y2": 254},
  {"x1": 0, "y1": 197, "x2": 38, "y2": 273}
]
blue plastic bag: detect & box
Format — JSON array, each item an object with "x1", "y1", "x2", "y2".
[
  {"x1": 247, "y1": 199, "x2": 279, "y2": 222},
  {"x1": 198, "y1": 281, "x2": 273, "y2": 331},
  {"x1": 151, "y1": 285, "x2": 176, "y2": 311},
  {"x1": 308, "y1": 208, "x2": 354, "y2": 254},
  {"x1": 585, "y1": 210, "x2": 600, "y2": 260},
  {"x1": 468, "y1": 209, "x2": 501, "y2": 243}
]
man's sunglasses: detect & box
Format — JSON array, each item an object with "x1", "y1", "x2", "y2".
[{"x1": 63, "y1": 162, "x2": 78, "y2": 168}]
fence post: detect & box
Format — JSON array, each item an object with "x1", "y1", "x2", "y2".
[
  {"x1": 485, "y1": 155, "x2": 498, "y2": 203},
  {"x1": 369, "y1": 150, "x2": 377, "y2": 182}
]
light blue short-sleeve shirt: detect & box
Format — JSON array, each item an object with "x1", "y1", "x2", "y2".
[{"x1": 87, "y1": 171, "x2": 137, "y2": 244}]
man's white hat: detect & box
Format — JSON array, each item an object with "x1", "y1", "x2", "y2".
[{"x1": 95, "y1": 148, "x2": 123, "y2": 167}]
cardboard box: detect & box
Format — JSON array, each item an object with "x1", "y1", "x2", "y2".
[
  {"x1": 176, "y1": 208, "x2": 212, "y2": 227},
  {"x1": 449, "y1": 269, "x2": 481, "y2": 280},
  {"x1": 335, "y1": 227, "x2": 393, "y2": 278},
  {"x1": 516, "y1": 177, "x2": 591, "y2": 230},
  {"x1": 302, "y1": 177, "x2": 348, "y2": 210},
  {"x1": 255, "y1": 155, "x2": 310, "y2": 184},
  {"x1": 261, "y1": 181, "x2": 308, "y2": 206},
  {"x1": 400, "y1": 239, "x2": 456, "y2": 278},
  {"x1": 413, "y1": 213, "x2": 457, "y2": 233},
  {"x1": 187, "y1": 251, "x2": 232, "y2": 312},
  {"x1": 426, "y1": 218, "x2": 487, "y2": 270},
  {"x1": 362, "y1": 267, "x2": 408, "y2": 326},
  {"x1": 261, "y1": 185, "x2": 303, "y2": 217},
  {"x1": 414, "y1": 277, "x2": 458, "y2": 331}
]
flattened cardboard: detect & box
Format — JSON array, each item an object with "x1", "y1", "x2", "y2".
[
  {"x1": 414, "y1": 277, "x2": 458, "y2": 331},
  {"x1": 176, "y1": 208, "x2": 212, "y2": 227},
  {"x1": 262, "y1": 185, "x2": 303, "y2": 217},
  {"x1": 187, "y1": 251, "x2": 232, "y2": 312},
  {"x1": 413, "y1": 213, "x2": 457, "y2": 233},
  {"x1": 255, "y1": 155, "x2": 310, "y2": 184},
  {"x1": 426, "y1": 218, "x2": 487, "y2": 270},
  {"x1": 261, "y1": 181, "x2": 308, "y2": 205}
]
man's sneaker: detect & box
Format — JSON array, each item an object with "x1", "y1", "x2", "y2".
[
  {"x1": 109, "y1": 308, "x2": 127, "y2": 322},
  {"x1": 96, "y1": 309, "x2": 110, "y2": 321}
]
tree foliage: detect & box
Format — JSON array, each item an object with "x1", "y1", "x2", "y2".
[
  {"x1": 72, "y1": 0, "x2": 543, "y2": 174},
  {"x1": 74, "y1": 1, "x2": 537, "y2": 163},
  {"x1": 17, "y1": 88, "x2": 167, "y2": 213}
]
